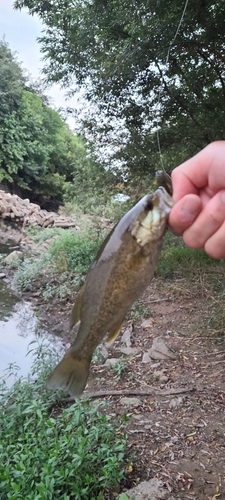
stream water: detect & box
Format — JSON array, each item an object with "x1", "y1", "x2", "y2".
[{"x1": 0, "y1": 242, "x2": 62, "y2": 387}]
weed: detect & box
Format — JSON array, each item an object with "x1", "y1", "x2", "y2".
[
  {"x1": 49, "y1": 229, "x2": 103, "y2": 274},
  {"x1": 92, "y1": 346, "x2": 106, "y2": 364},
  {"x1": 201, "y1": 293, "x2": 225, "y2": 339},
  {"x1": 157, "y1": 244, "x2": 223, "y2": 279},
  {"x1": 4, "y1": 252, "x2": 22, "y2": 269},
  {"x1": 13, "y1": 255, "x2": 52, "y2": 292},
  {"x1": 119, "y1": 495, "x2": 136, "y2": 500},
  {"x1": 112, "y1": 360, "x2": 127, "y2": 379},
  {"x1": 131, "y1": 301, "x2": 150, "y2": 320},
  {"x1": 0, "y1": 344, "x2": 128, "y2": 500}
]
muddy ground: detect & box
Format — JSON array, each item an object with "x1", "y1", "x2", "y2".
[{"x1": 25, "y1": 268, "x2": 225, "y2": 500}]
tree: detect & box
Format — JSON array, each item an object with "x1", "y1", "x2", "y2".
[
  {"x1": 0, "y1": 39, "x2": 26, "y2": 182},
  {"x1": 0, "y1": 38, "x2": 107, "y2": 205},
  {"x1": 14, "y1": 0, "x2": 225, "y2": 179}
]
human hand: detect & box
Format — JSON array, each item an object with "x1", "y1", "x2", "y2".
[{"x1": 169, "y1": 141, "x2": 225, "y2": 259}]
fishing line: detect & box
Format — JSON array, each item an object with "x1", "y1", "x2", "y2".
[{"x1": 156, "y1": 0, "x2": 189, "y2": 171}]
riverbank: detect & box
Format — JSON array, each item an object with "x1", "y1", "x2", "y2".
[{"x1": 1, "y1": 213, "x2": 225, "y2": 499}]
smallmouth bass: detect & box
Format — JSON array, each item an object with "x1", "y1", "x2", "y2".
[{"x1": 47, "y1": 181, "x2": 174, "y2": 397}]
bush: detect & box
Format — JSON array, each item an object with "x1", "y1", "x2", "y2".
[
  {"x1": 13, "y1": 255, "x2": 52, "y2": 291},
  {"x1": 48, "y1": 229, "x2": 103, "y2": 274},
  {"x1": 0, "y1": 344, "x2": 128, "y2": 500}
]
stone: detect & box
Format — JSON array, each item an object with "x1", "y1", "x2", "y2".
[
  {"x1": 118, "y1": 346, "x2": 139, "y2": 355},
  {"x1": 142, "y1": 352, "x2": 152, "y2": 363},
  {"x1": 120, "y1": 397, "x2": 141, "y2": 407},
  {"x1": 105, "y1": 358, "x2": 119, "y2": 368},
  {"x1": 0, "y1": 189, "x2": 81, "y2": 229},
  {"x1": 148, "y1": 336, "x2": 176, "y2": 360},
  {"x1": 169, "y1": 397, "x2": 184, "y2": 409},
  {"x1": 118, "y1": 478, "x2": 174, "y2": 499},
  {"x1": 0, "y1": 273, "x2": 6, "y2": 279},
  {"x1": 153, "y1": 370, "x2": 169, "y2": 383},
  {"x1": 4, "y1": 250, "x2": 23, "y2": 266},
  {"x1": 121, "y1": 324, "x2": 133, "y2": 347},
  {"x1": 141, "y1": 318, "x2": 154, "y2": 329}
]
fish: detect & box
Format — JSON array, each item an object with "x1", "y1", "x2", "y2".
[
  {"x1": 47, "y1": 178, "x2": 174, "y2": 398},
  {"x1": 155, "y1": 170, "x2": 173, "y2": 196}
]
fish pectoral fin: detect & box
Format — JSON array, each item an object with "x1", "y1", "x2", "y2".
[
  {"x1": 46, "y1": 351, "x2": 90, "y2": 398},
  {"x1": 70, "y1": 283, "x2": 86, "y2": 330},
  {"x1": 106, "y1": 322, "x2": 123, "y2": 344}
]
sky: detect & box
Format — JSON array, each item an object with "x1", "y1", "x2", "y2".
[{"x1": 0, "y1": 0, "x2": 76, "y2": 128}]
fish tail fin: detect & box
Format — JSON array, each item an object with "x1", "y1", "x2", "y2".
[{"x1": 46, "y1": 351, "x2": 91, "y2": 398}]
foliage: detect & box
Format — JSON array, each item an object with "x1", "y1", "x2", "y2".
[
  {"x1": 118, "y1": 495, "x2": 135, "y2": 500},
  {"x1": 131, "y1": 301, "x2": 150, "y2": 321},
  {"x1": 0, "y1": 38, "x2": 26, "y2": 183},
  {"x1": 157, "y1": 231, "x2": 224, "y2": 279},
  {"x1": 13, "y1": 226, "x2": 103, "y2": 301},
  {"x1": 48, "y1": 228, "x2": 103, "y2": 274},
  {"x1": 25, "y1": 225, "x2": 65, "y2": 243},
  {"x1": 0, "y1": 38, "x2": 112, "y2": 205},
  {"x1": 112, "y1": 360, "x2": 127, "y2": 380},
  {"x1": 14, "y1": 0, "x2": 225, "y2": 180},
  {"x1": 0, "y1": 345, "x2": 128, "y2": 500},
  {"x1": 13, "y1": 254, "x2": 52, "y2": 291}
]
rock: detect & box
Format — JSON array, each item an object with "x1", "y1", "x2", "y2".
[
  {"x1": 148, "y1": 336, "x2": 176, "y2": 360},
  {"x1": 153, "y1": 370, "x2": 169, "y2": 383},
  {"x1": 105, "y1": 358, "x2": 119, "y2": 368},
  {"x1": 169, "y1": 397, "x2": 184, "y2": 409},
  {"x1": 4, "y1": 250, "x2": 23, "y2": 267},
  {"x1": 0, "y1": 273, "x2": 6, "y2": 279},
  {"x1": 141, "y1": 318, "x2": 154, "y2": 329},
  {"x1": 118, "y1": 478, "x2": 174, "y2": 499},
  {"x1": 118, "y1": 346, "x2": 139, "y2": 356},
  {"x1": 142, "y1": 352, "x2": 152, "y2": 363},
  {"x1": 0, "y1": 189, "x2": 79, "y2": 229},
  {"x1": 151, "y1": 362, "x2": 161, "y2": 369},
  {"x1": 120, "y1": 397, "x2": 141, "y2": 407},
  {"x1": 121, "y1": 323, "x2": 133, "y2": 347}
]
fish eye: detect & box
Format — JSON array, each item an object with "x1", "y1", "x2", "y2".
[{"x1": 146, "y1": 200, "x2": 153, "y2": 211}]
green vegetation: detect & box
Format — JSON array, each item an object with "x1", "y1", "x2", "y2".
[
  {"x1": 112, "y1": 360, "x2": 127, "y2": 380},
  {"x1": 0, "y1": 345, "x2": 128, "y2": 500},
  {"x1": 118, "y1": 495, "x2": 135, "y2": 500},
  {"x1": 131, "y1": 301, "x2": 150, "y2": 321},
  {"x1": 157, "y1": 231, "x2": 224, "y2": 279},
  {"x1": 0, "y1": 39, "x2": 118, "y2": 207},
  {"x1": 15, "y1": 0, "x2": 225, "y2": 181},
  {"x1": 48, "y1": 230, "x2": 103, "y2": 274},
  {"x1": 13, "y1": 226, "x2": 104, "y2": 300}
]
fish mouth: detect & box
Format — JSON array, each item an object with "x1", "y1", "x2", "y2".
[{"x1": 156, "y1": 187, "x2": 174, "y2": 211}]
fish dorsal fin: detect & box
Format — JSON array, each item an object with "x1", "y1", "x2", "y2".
[
  {"x1": 107, "y1": 322, "x2": 123, "y2": 344},
  {"x1": 70, "y1": 284, "x2": 85, "y2": 330}
]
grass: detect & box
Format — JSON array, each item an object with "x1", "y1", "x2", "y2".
[
  {"x1": 25, "y1": 225, "x2": 65, "y2": 243},
  {"x1": 157, "y1": 230, "x2": 224, "y2": 279},
  {"x1": 13, "y1": 226, "x2": 104, "y2": 299},
  {"x1": 130, "y1": 301, "x2": 150, "y2": 320},
  {"x1": 0, "y1": 344, "x2": 129, "y2": 500},
  {"x1": 112, "y1": 360, "x2": 127, "y2": 380},
  {"x1": 48, "y1": 229, "x2": 103, "y2": 274}
]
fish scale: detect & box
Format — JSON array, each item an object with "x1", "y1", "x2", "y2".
[{"x1": 47, "y1": 175, "x2": 174, "y2": 398}]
